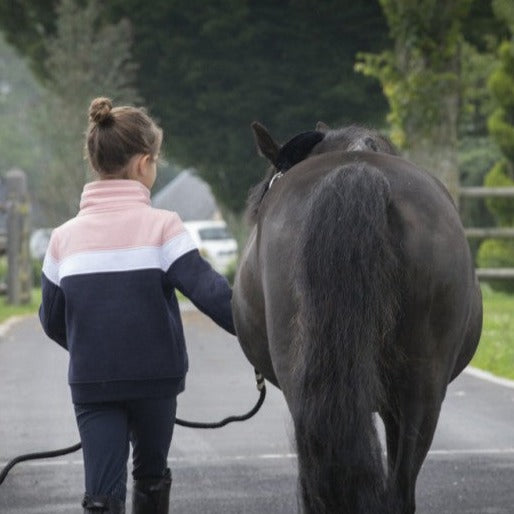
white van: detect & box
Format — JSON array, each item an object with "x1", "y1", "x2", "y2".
[{"x1": 183, "y1": 220, "x2": 238, "y2": 274}]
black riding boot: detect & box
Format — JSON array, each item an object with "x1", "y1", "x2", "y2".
[
  {"x1": 132, "y1": 468, "x2": 172, "y2": 514},
  {"x1": 82, "y1": 494, "x2": 126, "y2": 513}
]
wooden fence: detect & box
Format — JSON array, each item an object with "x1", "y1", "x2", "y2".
[
  {"x1": 0, "y1": 169, "x2": 32, "y2": 304},
  {"x1": 460, "y1": 186, "x2": 514, "y2": 280}
]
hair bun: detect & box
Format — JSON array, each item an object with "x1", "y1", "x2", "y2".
[{"x1": 89, "y1": 97, "x2": 113, "y2": 124}]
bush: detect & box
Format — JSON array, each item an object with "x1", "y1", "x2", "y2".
[
  {"x1": 32, "y1": 258, "x2": 43, "y2": 285},
  {"x1": 458, "y1": 136, "x2": 499, "y2": 257},
  {"x1": 223, "y1": 259, "x2": 238, "y2": 286},
  {"x1": 477, "y1": 238, "x2": 514, "y2": 292},
  {"x1": 484, "y1": 160, "x2": 514, "y2": 225},
  {"x1": 0, "y1": 256, "x2": 7, "y2": 284}
]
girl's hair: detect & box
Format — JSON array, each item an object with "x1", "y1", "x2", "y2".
[{"x1": 86, "y1": 97, "x2": 163, "y2": 175}]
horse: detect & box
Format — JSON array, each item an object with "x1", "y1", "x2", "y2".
[{"x1": 232, "y1": 121, "x2": 483, "y2": 514}]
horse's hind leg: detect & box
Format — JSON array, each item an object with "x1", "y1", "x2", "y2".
[{"x1": 382, "y1": 371, "x2": 446, "y2": 514}]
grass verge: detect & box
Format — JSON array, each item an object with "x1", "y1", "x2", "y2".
[
  {"x1": 0, "y1": 288, "x2": 42, "y2": 324},
  {"x1": 471, "y1": 284, "x2": 514, "y2": 380}
]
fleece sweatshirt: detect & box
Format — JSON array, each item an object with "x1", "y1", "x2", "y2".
[{"x1": 39, "y1": 179, "x2": 235, "y2": 403}]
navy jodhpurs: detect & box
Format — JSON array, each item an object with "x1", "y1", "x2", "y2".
[{"x1": 74, "y1": 396, "x2": 177, "y2": 502}]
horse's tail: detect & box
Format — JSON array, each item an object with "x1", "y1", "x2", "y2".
[{"x1": 293, "y1": 162, "x2": 400, "y2": 514}]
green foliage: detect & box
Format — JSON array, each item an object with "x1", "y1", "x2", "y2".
[
  {"x1": 483, "y1": 160, "x2": 514, "y2": 224},
  {"x1": 477, "y1": 239, "x2": 514, "y2": 292},
  {"x1": 110, "y1": 0, "x2": 390, "y2": 212},
  {"x1": 492, "y1": 0, "x2": 514, "y2": 32},
  {"x1": 462, "y1": 0, "x2": 509, "y2": 51},
  {"x1": 459, "y1": 137, "x2": 502, "y2": 189},
  {"x1": 486, "y1": 2, "x2": 514, "y2": 162},
  {"x1": 356, "y1": 52, "x2": 457, "y2": 147},
  {"x1": 459, "y1": 41, "x2": 499, "y2": 137},
  {"x1": 222, "y1": 258, "x2": 238, "y2": 286},
  {"x1": 34, "y1": 0, "x2": 140, "y2": 225},
  {"x1": 478, "y1": 238, "x2": 514, "y2": 268},
  {"x1": 0, "y1": 0, "x2": 57, "y2": 80},
  {"x1": 488, "y1": 107, "x2": 514, "y2": 163},
  {"x1": 488, "y1": 43, "x2": 514, "y2": 106},
  {"x1": 356, "y1": 0, "x2": 472, "y2": 148},
  {"x1": 458, "y1": 136, "x2": 498, "y2": 257},
  {"x1": 0, "y1": 0, "x2": 390, "y2": 214},
  {"x1": 0, "y1": 256, "x2": 7, "y2": 284},
  {"x1": 32, "y1": 258, "x2": 43, "y2": 285},
  {"x1": 478, "y1": 1, "x2": 514, "y2": 283},
  {"x1": 0, "y1": 287, "x2": 41, "y2": 324},
  {"x1": 0, "y1": 34, "x2": 46, "y2": 179},
  {"x1": 0, "y1": 257, "x2": 42, "y2": 297},
  {"x1": 487, "y1": 39, "x2": 514, "y2": 162}
]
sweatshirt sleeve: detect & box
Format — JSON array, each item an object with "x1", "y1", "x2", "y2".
[
  {"x1": 167, "y1": 249, "x2": 236, "y2": 335},
  {"x1": 39, "y1": 236, "x2": 68, "y2": 350},
  {"x1": 161, "y1": 213, "x2": 236, "y2": 335}
]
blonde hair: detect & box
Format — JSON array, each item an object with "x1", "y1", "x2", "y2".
[{"x1": 86, "y1": 97, "x2": 162, "y2": 175}]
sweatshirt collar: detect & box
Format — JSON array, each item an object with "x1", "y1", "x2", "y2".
[{"x1": 79, "y1": 179, "x2": 151, "y2": 214}]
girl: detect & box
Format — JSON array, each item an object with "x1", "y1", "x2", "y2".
[{"x1": 39, "y1": 97, "x2": 236, "y2": 513}]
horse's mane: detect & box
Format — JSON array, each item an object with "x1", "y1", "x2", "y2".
[
  {"x1": 245, "y1": 125, "x2": 399, "y2": 225},
  {"x1": 312, "y1": 125, "x2": 399, "y2": 157}
]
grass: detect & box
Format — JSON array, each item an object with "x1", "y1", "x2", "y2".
[
  {"x1": 0, "y1": 288, "x2": 42, "y2": 324},
  {"x1": 0, "y1": 285, "x2": 512, "y2": 380},
  {"x1": 471, "y1": 284, "x2": 514, "y2": 380}
]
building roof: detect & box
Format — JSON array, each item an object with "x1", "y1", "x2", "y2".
[{"x1": 152, "y1": 169, "x2": 219, "y2": 221}]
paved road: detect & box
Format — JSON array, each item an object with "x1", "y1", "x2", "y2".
[{"x1": 0, "y1": 309, "x2": 513, "y2": 513}]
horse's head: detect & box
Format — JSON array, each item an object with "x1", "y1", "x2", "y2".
[{"x1": 246, "y1": 121, "x2": 399, "y2": 223}]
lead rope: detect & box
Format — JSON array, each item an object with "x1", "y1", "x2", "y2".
[{"x1": 0, "y1": 369, "x2": 266, "y2": 486}]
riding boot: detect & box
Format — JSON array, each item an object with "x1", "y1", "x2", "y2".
[
  {"x1": 132, "y1": 468, "x2": 172, "y2": 514},
  {"x1": 82, "y1": 494, "x2": 126, "y2": 513}
]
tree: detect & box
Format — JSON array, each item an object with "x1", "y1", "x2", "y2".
[
  {"x1": 477, "y1": 0, "x2": 514, "y2": 287},
  {"x1": 34, "y1": 0, "x2": 140, "y2": 224},
  {"x1": 0, "y1": 1, "x2": 390, "y2": 214},
  {"x1": 0, "y1": 33, "x2": 45, "y2": 180},
  {"x1": 105, "y1": 0, "x2": 392, "y2": 213},
  {"x1": 457, "y1": 2, "x2": 507, "y2": 240},
  {"x1": 0, "y1": 0, "x2": 57, "y2": 80},
  {"x1": 356, "y1": 0, "x2": 473, "y2": 200}
]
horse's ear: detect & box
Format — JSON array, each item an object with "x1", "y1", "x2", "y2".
[
  {"x1": 251, "y1": 121, "x2": 280, "y2": 165},
  {"x1": 316, "y1": 121, "x2": 330, "y2": 132}
]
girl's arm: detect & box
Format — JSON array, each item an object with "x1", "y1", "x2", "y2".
[
  {"x1": 39, "y1": 236, "x2": 68, "y2": 349},
  {"x1": 167, "y1": 249, "x2": 236, "y2": 335},
  {"x1": 39, "y1": 273, "x2": 68, "y2": 349}
]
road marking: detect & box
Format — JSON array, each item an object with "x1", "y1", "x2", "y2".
[
  {"x1": 464, "y1": 366, "x2": 514, "y2": 389},
  {"x1": 428, "y1": 448, "x2": 514, "y2": 456},
  {"x1": 2, "y1": 448, "x2": 514, "y2": 469}
]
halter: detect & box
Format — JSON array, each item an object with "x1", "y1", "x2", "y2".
[{"x1": 268, "y1": 171, "x2": 284, "y2": 189}]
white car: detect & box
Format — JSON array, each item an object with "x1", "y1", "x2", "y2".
[{"x1": 183, "y1": 220, "x2": 238, "y2": 274}]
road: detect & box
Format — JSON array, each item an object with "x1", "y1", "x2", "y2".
[{"x1": 0, "y1": 308, "x2": 513, "y2": 513}]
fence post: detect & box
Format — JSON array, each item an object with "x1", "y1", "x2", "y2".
[
  {"x1": 5, "y1": 169, "x2": 32, "y2": 305},
  {"x1": 460, "y1": 186, "x2": 514, "y2": 281}
]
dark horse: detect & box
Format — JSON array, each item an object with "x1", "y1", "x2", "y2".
[{"x1": 232, "y1": 122, "x2": 483, "y2": 514}]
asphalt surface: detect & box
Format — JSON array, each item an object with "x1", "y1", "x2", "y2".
[{"x1": 0, "y1": 309, "x2": 513, "y2": 513}]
